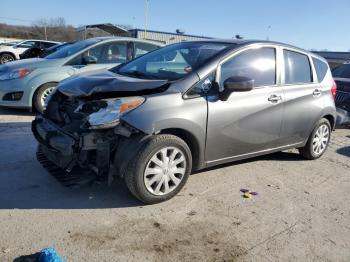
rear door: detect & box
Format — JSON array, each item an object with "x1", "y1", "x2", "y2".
[
  {"x1": 206, "y1": 45, "x2": 284, "y2": 162},
  {"x1": 15, "y1": 41, "x2": 38, "y2": 56},
  {"x1": 278, "y1": 49, "x2": 323, "y2": 145}
]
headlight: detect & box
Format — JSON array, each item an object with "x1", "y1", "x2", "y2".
[
  {"x1": 87, "y1": 96, "x2": 145, "y2": 130},
  {"x1": 0, "y1": 68, "x2": 34, "y2": 81}
]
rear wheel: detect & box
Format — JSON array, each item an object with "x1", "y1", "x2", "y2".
[
  {"x1": 124, "y1": 134, "x2": 192, "y2": 204},
  {"x1": 299, "y1": 118, "x2": 331, "y2": 160},
  {"x1": 33, "y1": 83, "x2": 57, "y2": 113},
  {"x1": 0, "y1": 53, "x2": 15, "y2": 64}
]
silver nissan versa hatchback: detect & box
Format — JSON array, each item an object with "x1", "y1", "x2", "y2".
[{"x1": 32, "y1": 40, "x2": 337, "y2": 204}]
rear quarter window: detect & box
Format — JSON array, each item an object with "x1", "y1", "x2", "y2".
[
  {"x1": 283, "y1": 50, "x2": 312, "y2": 84},
  {"x1": 312, "y1": 57, "x2": 328, "y2": 82}
]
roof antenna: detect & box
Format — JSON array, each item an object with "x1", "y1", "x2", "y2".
[{"x1": 266, "y1": 25, "x2": 271, "y2": 40}]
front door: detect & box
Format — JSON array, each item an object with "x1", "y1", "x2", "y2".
[
  {"x1": 65, "y1": 41, "x2": 130, "y2": 75},
  {"x1": 206, "y1": 46, "x2": 283, "y2": 162}
]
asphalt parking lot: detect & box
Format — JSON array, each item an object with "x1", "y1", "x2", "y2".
[{"x1": 0, "y1": 106, "x2": 349, "y2": 262}]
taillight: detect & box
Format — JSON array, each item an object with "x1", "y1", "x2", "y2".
[{"x1": 331, "y1": 80, "x2": 337, "y2": 98}]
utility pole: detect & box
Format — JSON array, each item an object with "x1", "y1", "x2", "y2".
[{"x1": 144, "y1": 0, "x2": 150, "y2": 39}]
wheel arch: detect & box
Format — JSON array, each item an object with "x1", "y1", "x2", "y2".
[
  {"x1": 159, "y1": 128, "x2": 204, "y2": 171},
  {"x1": 322, "y1": 114, "x2": 335, "y2": 130},
  {"x1": 31, "y1": 81, "x2": 58, "y2": 109}
]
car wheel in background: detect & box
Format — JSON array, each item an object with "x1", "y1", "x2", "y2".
[
  {"x1": 33, "y1": 83, "x2": 57, "y2": 113},
  {"x1": 0, "y1": 53, "x2": 15, "y2": 64},
  {"x1": 124, "y1": 134, "x2": 192, "y2": 204},
  {"x1": 299, "y1": 118, "x2": 331, "y2": 160}
]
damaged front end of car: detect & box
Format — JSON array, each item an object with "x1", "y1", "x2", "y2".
[{"x1": 32, "y1": 71, "x2": 169, "y2": 186}]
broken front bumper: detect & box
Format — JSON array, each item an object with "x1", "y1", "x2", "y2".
[{"x1": 32, "y1": 115, "x2": 112, "y2": 174}]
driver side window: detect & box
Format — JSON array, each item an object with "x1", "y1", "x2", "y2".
[
  {"x1": 67, "y1": 42, "x2": 128, "y2": 66},
  {"x1": 220, "y1": 47, "x2": 276, "y2": 88}
]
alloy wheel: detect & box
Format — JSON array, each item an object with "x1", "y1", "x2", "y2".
[
  {"x1": 0, "y1": 54, "x2": 14, "y2": 64},
  {"x1": 144, "y1": 146, "x2": 186, "y2": 196},
  {"x1": 40, "y1": 87, "x2": 55, "y2": 109},
  {"x1": 312, "y1": 124, "x2": 330, "y2": 156}
]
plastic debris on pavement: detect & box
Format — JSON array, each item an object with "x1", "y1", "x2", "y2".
[
  {"x1": 267, "y1": 184, "x2": 280, "y2": 190},
  {"x1": 240, "y1": 188, "x2": 258, "y2": 198},
  {"x1": 39, "y1": 248, "x2": 66, "y2": 262}
]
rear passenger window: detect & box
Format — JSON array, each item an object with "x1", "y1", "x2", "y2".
[
  {"x1": 220, "y1": 47, "x2": 276, "y2": 87},
  {"x1": 284, "y1": 50, "x2": 312, "y2": 84},
  {"x1": 312, "y1": 57, "x2": 328, "y2": 82},
  {"x1": 134, "y1": 42, "x2": 158, "y2": 58}
]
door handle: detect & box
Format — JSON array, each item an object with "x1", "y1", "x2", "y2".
[
  {"x1": 313, "y1": 89, "x2": 322, "y2": 96},
  {"x1": 268, "y1": 94, "x2": 282, "y2": 103}
]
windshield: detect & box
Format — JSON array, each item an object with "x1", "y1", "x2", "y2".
[
  {"x1": 45, "y1": 38, "x2": 103, "y2": 59},
  {"x1": 40, "y1": 43, "x2": 72, "y2": 58},
  {"x1": 332, "y1": 64, "x2": 350, "y2": 78},
  {"x1": 113, "y1": 42, "x2": 231, "y2": 80}
]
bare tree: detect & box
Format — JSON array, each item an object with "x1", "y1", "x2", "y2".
[{"x1": 32, "y1": 17, "x2": 77, "y2": 42}]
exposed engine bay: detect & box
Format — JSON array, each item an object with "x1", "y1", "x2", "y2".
[{"x1": 32, "y1": 73, "x2": 170, "y2": 186}]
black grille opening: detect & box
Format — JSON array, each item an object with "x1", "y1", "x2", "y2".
[{"x1": 3, "y1": 91, "x2": 24, "y2": 101}]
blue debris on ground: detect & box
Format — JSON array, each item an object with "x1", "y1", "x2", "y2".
[
  {"x1": 13, "y1": 247, "x2": 66, "y2": 262},
  {"x1": 39, "y1": 248, "x2": 66, "y2": 262}
]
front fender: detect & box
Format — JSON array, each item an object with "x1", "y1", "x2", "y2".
[
  {"x1": 26, "y1": 71, "x2": 71, "y2": 105},
  {"x1": 122, "y1": 93, "x2": 208, "y2": 166}
]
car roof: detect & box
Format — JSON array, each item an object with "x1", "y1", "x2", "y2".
[
  {"x1": 186, "y1": 39, "x2": 309, "y2": 52},
  {"x1": 18, "y1": 39, "x2": 61, "y2": 44},
  {"x1": 85, "y1": 36, "x2": 164, "y2": 46},
  {"x1": 184, "y1": 38, "x2": 327, "y2": 63}
]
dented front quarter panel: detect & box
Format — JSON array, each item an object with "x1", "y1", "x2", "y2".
[{"x1": 122, "y1": 89, "x2": 208, "y2": 168}]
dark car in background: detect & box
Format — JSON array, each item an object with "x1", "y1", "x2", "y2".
[
  {"x1": 332, "y1": 63, "x2": 350, "y2": 126},
  {"x1": 312, "y1": 51, "x2": 350, "y2": 70},
  {"x1": 19, "y1": 42, "x2": 69, "y2": 59},
  {"x1": 32, "y1": 40, "x2": 336, "y2": 204}
]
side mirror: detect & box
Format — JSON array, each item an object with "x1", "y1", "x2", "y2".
[
  {"x1": 219, "y1": 76, "x2": 254, "y2": 101},
  {"x1": 83, "y1": 55, "x2": 97, "y2": 65}
]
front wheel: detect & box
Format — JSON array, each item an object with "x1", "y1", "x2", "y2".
[
  {"x1": 33, "y1": 83, "x2": 57, "y2": 113},
  {"x1": 124, "y1": 134, "x2": 192, "y2": 204},
  {"x1": 299, "y1": 118, "x2": 331, "y2": 160}
]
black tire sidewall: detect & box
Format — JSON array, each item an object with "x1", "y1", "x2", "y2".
[{"x1": 128, "y1": 135, "x2": 192, "y2": 204}]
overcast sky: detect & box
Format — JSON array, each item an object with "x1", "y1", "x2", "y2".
[{"x1": 0, "y1": 0, "x2": 349, "y2": 51}]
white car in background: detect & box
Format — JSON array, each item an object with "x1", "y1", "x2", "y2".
[{"x1": 0, "y1": 40, "x2": 60, "y2": 64}]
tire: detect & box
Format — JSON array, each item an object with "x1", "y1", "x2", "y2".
[
  {"x1": 33, "y1": 83, "x2": 57, "y2": 113},
  {"x1": 299, "y1": 118, "x2": 331, "y2": 160},
  {"x1": 0, "y1": 53, "x2": 15, "y2": 64},
  {"x1": 124, "y1": 134, "x2": 192, "y2": 204}
]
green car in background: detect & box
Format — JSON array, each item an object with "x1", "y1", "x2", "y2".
[{"x1": 0, "y1": 37, "x2": 162, "y2": 112}]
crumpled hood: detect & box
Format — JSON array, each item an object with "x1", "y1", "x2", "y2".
[{"x1": 58, "y1": 69, "x2": 169, "y2": 97}]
